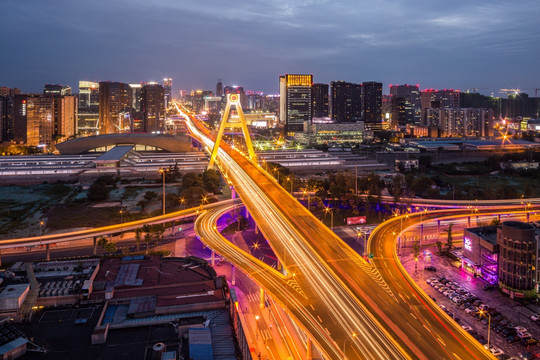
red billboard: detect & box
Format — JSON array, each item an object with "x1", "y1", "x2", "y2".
[{"x1": 347, "y1": 216, "x2": 366, "y2": 225}]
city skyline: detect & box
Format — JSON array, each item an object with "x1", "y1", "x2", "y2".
[{"x1": 2, "y1": 1, "x2": 540, "y2": 96}]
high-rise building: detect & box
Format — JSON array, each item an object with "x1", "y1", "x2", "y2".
[
  {"x1": 424, "y1": 107, "x2": 494, "y2": 137},
  {"x1": 361, "y1": 81, "x2": 383, "y2": 130},
  {"x1": 44, "y1": 84, "x2": 72, "y2": 96},
  {"x1": 0, "y1": 96, "x2": 14, "y2": 142},
  {"x1": 390, "y1": 96, "x2": 407, "y2": 128},
  {"x1": 141, "y1": 83, "x2": 165, "y2": 133},
  {"x1": 389, "y1": 84, "x2": 420, "y2": 125},
  {"x1": 98, "y1": 81, "x2": 132, "y2": 134},
  {"x1": 13, "y1": 94, "x2": 55, "y2": 147},
  {"x1": 78, "y1": 81, "x2": 100, "y2": 135},
  {"x1": 129, "y1": 83, "x2": 143, "y2": 112},
  {"x1": 312, "y1": 83, "x2": 329, "y2": 118},
  {"x1": 163, "y1": 78, "x2": 172, "y2": 109},
  {"x1": 53, "y1": 95, "x2": 77, "y2": 139},
  {"x1": 216, "y1": 79, "x2": 223, "y2": 97},
  {"x1": 330, "y1": 81, "x2": 361, "y2": 122},
  {"x1": 0, "y1": 87, "x2": 21, "y2": 97},
  {"x1": 279, "y1": 74, "x2": 313, "y2": 134}
]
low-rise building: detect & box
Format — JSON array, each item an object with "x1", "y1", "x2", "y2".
[{"x1": 462, "y1": 226, "x2": 499, "y2": 284}]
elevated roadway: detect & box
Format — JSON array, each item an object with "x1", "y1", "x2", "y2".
[{"x1": 178, "y1": 103, "x2": 506, "y2": 359}]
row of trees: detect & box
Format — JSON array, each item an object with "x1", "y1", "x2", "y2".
[{"x1": 97, "y1": 224, "x2": 166, "y2": 254}]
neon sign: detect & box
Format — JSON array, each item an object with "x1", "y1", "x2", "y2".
[{"x1": 464, "y1": 237, "x2": 472, "y2": 251}]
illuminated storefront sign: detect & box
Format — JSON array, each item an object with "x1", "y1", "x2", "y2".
[{"x1": 464, "y1": 237, "x2": 472, "y2": 251}]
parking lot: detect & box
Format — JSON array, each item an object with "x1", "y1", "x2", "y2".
[{"x1": 401, "y1": 247, "x2": 540, "y2": 359}]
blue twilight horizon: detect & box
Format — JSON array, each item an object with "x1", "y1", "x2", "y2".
[{"x1": 1, "y1": 0, "x2": 539, "y2": 96}]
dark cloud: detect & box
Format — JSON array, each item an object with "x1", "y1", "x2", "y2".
[{"x1": 1, "y1": 0, "x2": 539, "y2": 95}]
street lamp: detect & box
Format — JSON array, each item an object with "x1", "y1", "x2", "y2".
[
  {"x1": 285, "y1": 176, "x2": 293, "y2": 194},
  {"x1": 119, "y1": 209, "x2": 123, "y2": 238},
  {"x1": 272, "y1": 167, "x2": 280, "y2": 183},
  {"x1": 158, "y1": 168, "x2": 169, "y2": 215},
  {"x1": 324, "y1": 207, "x2": 334, "y2": 230},
  {"x1": 343, "y1": 332, "x2": 357, "y2": 358},
  {"x1": 179, "y1": 197, "x2": 186, "y2": 210},
  {"x1": 303, "y1": 189, "x2": 311, "y2": 211},
  {"x1": 39, "y1": 220, "x2": 44, "y2": 244},
  {"x1": 479, "y1": 310, "x2": 491, "y2": 349},
  {"x1": 200, "y1": 195, "x2": 208, "y2": 210}
]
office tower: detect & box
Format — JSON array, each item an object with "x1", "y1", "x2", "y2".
[
  {"x1": 216, "y1": 79, "x2": 223, "y2": 97},
  {"x1": 78, "y1": 81, "x2": 99, "y2": 135},
  {"x1": 279, "y1": 74, "x2": 313, "y2": 134},
  {"x1": 0, "y1": 96, "x2": 14, "y2": 142},
  {"x1": 53, "y1": 95, "x2": 77, "y2": 139},
  {"x1": 390, "y1": 96, "x2": 406, "y2": 128},
  {"x1": 312, "y1": 83, "x2": 329, "y2": 118},
  {"x1": 389, "y1": 84, "x2": 420, "y2": 124},
  {"x1": 361, "y1": 81, "x2": 383, "y2": 130},
  {"x1": 43, "y1": 84, "x2": 72, "y2": 96},
  {"x1": 129, "y1": 83, "x2": 143, "y2": 112},
  {"x1": 98, "y1": 81, "x2": 132, "y2": 134},
  {"x1": 13, "y1": 95, "x2": 55, "y2": 147},
  {"x1": 163, "y1": 78, "x2": 172, "y2": 109},
  {"x1": 330, "y1": 81, "x2": 361, "y2": 122},
  {"x1": 0, "y1": 87, "x2": 21, "y2": 97},
  {"x1": 141, "y1": 83, "x2": 165, "y2": 133}
]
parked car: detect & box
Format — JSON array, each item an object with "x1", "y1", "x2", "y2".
[
  {"x1": 465, "y1": 306, "x2": 478, "y2": 314},
  {"x1": 483, "y1": 284, "x2": 496, "y2": 291},
  {"x1": 522, "y1": 338, "x2": 538, "y2": 347},
  {"x1": 506, "y1": 336, "x2": 521, "y2": 343},
  {"x1": 461, "y1": 325, "x2": 473, "y2": 332},
  {"x1": 489, "y1": 347, "x2": 504, "y2": 356},
  {"x1": 424, "y1": 266, "x2": 437, "y2": 272},
  {"x1": 530, "y1": 314, "x2": 540, "y2": 321}
]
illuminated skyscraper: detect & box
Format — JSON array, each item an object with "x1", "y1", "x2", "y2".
[
  {"x1": 13, "y1": 94, "x2": 55, "y2": 147},
  {"x1": 312, "y1": 83, "x2": 329, "y2": 118},
  {"x1": 78, "y1": 81, "x2": 99, "y2": 135},
  {"x1": 163, "y1": 78, "x2": 172, "y2": 109},
  {"x1": 279, "y1": 74, "x2": 313, "y2": 134},
  {"x1": 361, "y1": 81, "x2": 383, "y2": 130},
  {"x1": 53, "y1": 95, "x2": 77, "y2": 139},
  {"x1": 141, "y1": 83, "x2": 165, "y2": 133},
  {"x1": 98, "y1": 81, "x2": 132, "y2": 134},
  {"x1": 129, "y1": 83, "x2": 142, "y2": 111}
]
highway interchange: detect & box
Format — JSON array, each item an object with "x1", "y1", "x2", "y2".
[{"x1": 3, "y1": 102, "x2": 540, "y2": 359}]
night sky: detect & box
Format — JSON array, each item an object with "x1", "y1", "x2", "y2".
[{"x1": 2, "y1": 0, "x2": 540, "y2": 96}]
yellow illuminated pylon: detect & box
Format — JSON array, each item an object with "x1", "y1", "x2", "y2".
[{"x1": 208, "y1": 93, "x2": 256, "y2": 169}]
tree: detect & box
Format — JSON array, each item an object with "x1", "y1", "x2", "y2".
[
  {"x1": 182, "y1": 172, "x2": 202, "y2": 188},
  {"x1": 97, "y1": 237, "x2": 116, "y2": 252},
  {"x1": 436, "y1": 240, "x2": 443, "y2": 255},
  {"x1": 490, "y1": 217, "x2": 502, "y2": 226},
  {"x1": 135, "y1": 228, "x2": 142, "y2": 252},
  {"x1": 87, "y1": 180, "x2": 110, "y2": 202},
  {"x1": 202, "y1": 169, "x2": 221, "y2": 193},
  {"x1": 445, "y1": 223, "x2": 454, "y2": 251},
  {"x1": 389, "y1": 174, "x2": 405, "y2": 203},
  {"x1": 329, "y1": 173, "x2": 348, "y2": 198}
]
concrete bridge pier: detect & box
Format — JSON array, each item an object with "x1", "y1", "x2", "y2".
[
  {"x1": 211, "y1": 250, "x2": 215, "y2": 266},
  {"x1": 93, "y1": 237, "x2": 97, "y2": 255},
  {"x1": 437, "y1": 220, "x2": 441, "y2": 236},
  {"x1": 45, "y1": 244, "x2": 50, "y2": 261},
  {"x1": 231, "y1": 265, "x2": 236, "y2": 286},
  {"x1": 231, "y1": 187, "x2": 236, "y2": 199},
  {"x1": 468, "y1": 216, "x2": 471, "y2": 227}
]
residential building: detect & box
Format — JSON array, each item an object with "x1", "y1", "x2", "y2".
[
  {"x1": 330, "y1": 81, "x2": 361, "y2": 123},
  {"x1": 141, "y1": 83, "x2": 165, "y2": 133},
  {"x1": 43, "y1": 84, "x2": 71, "y2": 96},
  {"x1": 98, "y1": 81, "x2": 132, "y2": 134},
  {"x1": 361, "y1": 81, "x2": 382, "y2": 130},
  {"x1": 389, "y1": 84, "x2": 420, "y2": 125}
]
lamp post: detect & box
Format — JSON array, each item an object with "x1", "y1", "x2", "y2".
[
  {"x1": 343, "y1": 332, "x2": 357, "y2": 358},
  {"x1": 272, "y1": 167, "x2": 280, "y2": 183},
  {"x1": 285, "y1": 176, "x2": 293, "y2": 194},
  {"x1": 324, "y1": 207, "x2": 334, "y2": 230},
  {"x1": 119, "y1": 209, "x2": 123, "y2": 238},
  {"x1": 303, "y1": 189, "x2": 311, "y2": 211},
  {"x1": 180, "y1": 197, "x2": 186, "y2": 210},
  {"x1": 39, "y1": 220, "x2": 44, "y2": 244},
  {"x1": 159, "y1": 168, "x2": 169, "y2": 215},
  {"x1": 479, "y1": 310, "x2": 491, "y2": 349}
]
